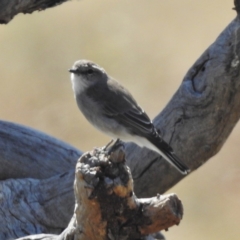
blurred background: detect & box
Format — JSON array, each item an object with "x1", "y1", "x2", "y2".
[{"x1": 0, "y1": 0, "x2": 239, "y2": 239}]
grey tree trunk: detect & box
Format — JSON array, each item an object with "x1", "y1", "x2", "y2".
[{"x1": 1, "y1": 0, "x2": 240, "y2": 239}]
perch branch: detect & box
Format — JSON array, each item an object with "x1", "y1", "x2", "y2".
[{"x1": 16, "y1": 143, "x2": 183, "y2": 240}]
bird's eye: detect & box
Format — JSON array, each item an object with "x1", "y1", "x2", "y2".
[{"x1": 86, "y1": 69, "x2": 94, "y2": 74}]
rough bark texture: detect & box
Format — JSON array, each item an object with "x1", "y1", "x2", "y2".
[
  {"x1": 0, "y1": 170, "x2": 75, "y2": 240},
  {"x1": 1, "y1": 1, "x2": 240, "y2": 239},
  {"x1": 16, "y1": 144, "x2": 182, "y2": 240},
  {"x1": 126, "y1": 12, "x2": 240, "y2": 196},
  {"x1": 0, "y1": 121, "x2": 79, "y2": 239},
  {"x1": 0, "y1": 0, "x2": 68, "y2": 24},
  {"x1": 0, "y1": 121, "x2": 81, "y2": 180}
]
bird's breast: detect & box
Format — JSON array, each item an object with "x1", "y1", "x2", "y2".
[{"x1": 76, "y1": 94, "x2": 126, "y2": 138}]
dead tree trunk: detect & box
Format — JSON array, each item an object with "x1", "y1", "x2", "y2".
[
  {"x1": 16, "y1": 143, "x2": 183, "y2": 240},
  {"x1": 1, "y1": 0, "x2": 240, "y2": 239}
]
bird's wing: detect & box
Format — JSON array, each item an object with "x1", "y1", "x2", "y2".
[
  {"x1": 86, "y1": 76, "x2": 159, "y2": 137},
  {"x1": 103, "y1": 103, "x2": 158, "y2": 137}
]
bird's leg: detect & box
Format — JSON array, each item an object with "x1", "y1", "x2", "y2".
[
  {"x1": 105, "y1": 138, "x2": 124, "y2": 155},
  {"x1": 111, "y1": 139, "x2": 123, "y2": 150},
  {"x1": 156, "y1": 128, "x2": 162, "y2": 135},
  {"x1": 103, "y1": 139, "x2": 114, "y2": 151},
  {"x1": 114, "y1": 138, "x2": 120, "y2": 146}
]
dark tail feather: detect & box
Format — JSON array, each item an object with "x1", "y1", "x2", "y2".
[
  {"x1": 147, "y1": 135, "x2": 190, "y2": 175},
  {"x1": 162, "y1": 147, "x2": 190, "y2": 175}
]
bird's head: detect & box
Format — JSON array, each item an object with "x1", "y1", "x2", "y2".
[{"x1": 69, "y1": 60, "x2": 107, "y2": 94}]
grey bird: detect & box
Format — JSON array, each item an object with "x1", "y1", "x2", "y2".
[{"x1": 69, "y1": 60, "x2": 190, "y2": 174}]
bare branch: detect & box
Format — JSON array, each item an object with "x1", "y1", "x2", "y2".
[
  {"x1": 0, "y1": 120, "x2": 81, "y2": 180},
  {"x1": 16, "y1": 144, "x2": 183, "y2": 240},
  {"x1": 127, "y1": 12, "x2": 240, "y2": 196},
  {"x1": 0, "y1": 0, "x2": 68, "y2": 24},
  {"x1": 0, "y1": 170, "x2": 75, "y2": 240}
]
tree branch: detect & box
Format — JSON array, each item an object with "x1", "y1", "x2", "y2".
[
  {"x1": 0, "y1": 120, "x2": 81, "y2": 180},
  {"x1": 0, "y1": 0, "x2": 68, "y2": 24},
  {"x1": 0, "y1": 170, "x2": 75, "y2": 239},
  {"x1": 127, "y1": 10, "x2": 240, "y2": 196},
  {"x1": 16, "y1": 144, "x2": 183, "y2": 240}
]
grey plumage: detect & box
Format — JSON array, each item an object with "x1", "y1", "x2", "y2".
[{"x1": 69, "y1": 60, "x2": 190, "y2": 174}]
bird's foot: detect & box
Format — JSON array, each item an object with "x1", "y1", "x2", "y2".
[
  {"x1": 103, "y1": 139, "x2": 114, "y2": 151},
  {"x1": 104, "y1": 139, "x2": 124, "y2": 155}
]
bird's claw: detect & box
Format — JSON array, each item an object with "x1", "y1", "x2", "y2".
[{"x1": 104, "y1": 139, "x2": 124, "y2": 155}]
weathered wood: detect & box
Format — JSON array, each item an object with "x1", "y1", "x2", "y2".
[
  {"x1": 0, "y1": 120, "x2": 81, "y2": 180},
  {"x1": 0, "y1": 0, "x2": 68, "y2": 24},
  {"x1": 0, "y1": 121, "x2": 80, "y2": 239},
  {"x1": 127, "y1": 13, "x2": 240, "y2": 196},
  {"x1": 16, "y1": 144, "x2": 182, "y2": 240},
  {"x1": 0, "y1": 170, "x2": 75, "y2": 240}
]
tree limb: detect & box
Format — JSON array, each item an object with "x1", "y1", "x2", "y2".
[
  {"x1": 0, "y1": 170, "x2": 75, "y2": 239},
  {"x1": 0, "y1": 120, "x2": 81, "y2": 180},
  {"x1": 16, "y1": 144, "x2": 183, "y2": 240},
  {"x1": 127, "y1": 8, "x2": 240, "y2": 196},
  {"x1": 0, "y1": 0, "x2": 68, "y2": 24}
]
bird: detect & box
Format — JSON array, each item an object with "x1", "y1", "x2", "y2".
[{"x1": 69, "y1": 60, "x2": 190, "y2": 174}]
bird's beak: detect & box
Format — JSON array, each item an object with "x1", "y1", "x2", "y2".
[{"x1": 68, "y1": 69, "x2": 77, "y2": 74}]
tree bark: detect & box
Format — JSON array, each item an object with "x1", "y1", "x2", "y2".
[
  {"x1": 0, "y1": 170, "x2": 75, "y2": 239},
  {"x1": 0, "y1": 0, "x2": 68, "y2": 24},
  {"x1": 127, "y1": 9, "x2": 240, "y2": 196},
  {"x1": 0, "y1": 121, "x2": 81, "y2": 180},
  {"x1": 1, "y1": 0, "x2": 240, "y2": 239},
  {"x1": 16, "y1": 144, "x2": 183, "y2": 240},
  {"x1": 0, "y1": 121, "x2": 79, "y2": 239}
]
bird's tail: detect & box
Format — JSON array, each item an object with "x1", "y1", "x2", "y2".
[{"x1": 147, "y1": 135, "x2": 190, "y2": 175}]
